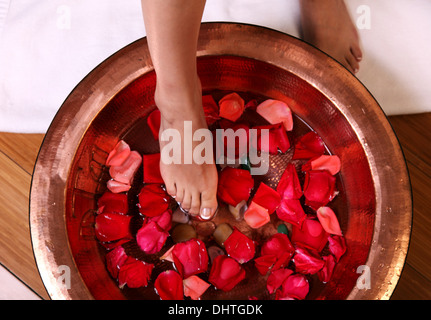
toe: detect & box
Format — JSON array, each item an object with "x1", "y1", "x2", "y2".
[
  {"x1": 175, "y1": 187, "x2": 185, "y2": 204},
  {"x1": 188, "y1": 190, "x2": 201, "y2": 216},
  {"x1": 345, "y1": 53, "x2": 360, "y2": 74},
  {"x1": 199, "y1": 189, "x2": 218, "y2": 220},
  {"x1": 181, "y1": 191, "x2": 192, "y2": 211},
  {"x1": 165, "y1": 182, "x2": 177, "y2": 198},
  {"x1": 351, "y1": 44, "x2": 363, "y2": 62}
]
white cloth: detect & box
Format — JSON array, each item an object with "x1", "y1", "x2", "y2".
[{"x1": 0, "y1": 0, "x2": 430, "y2": 133}]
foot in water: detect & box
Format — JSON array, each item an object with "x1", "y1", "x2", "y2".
[
  {"x1": 155, "y1": 76, "x2": 219, "y2": 220},
  {"x1": 299, "y1": 0, "x2": 363, "y2": 73}
]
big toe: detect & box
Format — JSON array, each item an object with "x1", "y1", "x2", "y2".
[{"x1": 199, "y1": 190, "x2": 218, "y2": 220}]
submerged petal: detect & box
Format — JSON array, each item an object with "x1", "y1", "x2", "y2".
[
  {"x1": 292, "y1": 131, "x2": 326, "y2": 160},
  {"x1": 219, "y1": 92, "x2": 245, "y2": 122},
  {"x1": 316, "y1": 206, "x2": 343, "y2": 236}
]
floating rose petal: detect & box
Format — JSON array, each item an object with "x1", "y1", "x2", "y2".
[
  {"x1": 99, "y1": 238, "x2": 131, "y2": 251},
  {"x1": 294, "y1": 246, "x2": 325, "y2": 274},
  {"x1": 118, "y1": 256, "x2": 154, "y2": 289},
  {"x1": 142, "y1": 153, "x2": 164, "y2": 184},
  {"x1": 109, "y1": 150, "x2": 142, "y2": 185},
  {"x1": 217, "y1": 167, "x2": 254, "y2": 207},
  {"x1": 257, "y1": 233, "x2": 295, "y2": 274},
  {"x1": 172, "y1": 239, "x2": 209, "y2": 279},
  {"x1": 95, "y1": 213, "x2": 132, "y2": 242},
  {"x1": 276, "y1": 273, "x2": 309, "y2": 300},
  {"x1": 148, "y1": 209, "x2": 172, "y2": 232},
  {"x1": 292, "y1": 131, "x2": 326, "y2": 160},
  {"x1": 183, "y1": 275, "x2": 211, "y2": 300},
  {"x1": 302, "y1": 155, "x2": 341, "y2": 176},
  {"x1": 276, "y1": 198, "x2": 306, "y2": 228},
  {"x1": 107, "y1": 180, "x2": 131, "y2": 193},
  {"x1": 208, "y1": 255, "x2": 246, "y2": 292},
  {"x1": 219, "y1": 92, "x2": 245, "y2": 122},
  {"x1": 252, "y1": 182, "x2": 281, "y2": 214},
  {"x1": 256, "y1": 99, "x2": 294, "y2": 131},
  {"x1": 254, "y1": 255, "x2": 277, "y2": 276},
  {"x1": 155, "y1": 270, "x2": 184, "y2": 300},
  {"x1": 328, "y1": 235, "x2": 347, "y2": 262},
  {"x1": 252, "y1": 123, "x2": 290, "y2": 154},
  {"x1": 318, "y1": 255, "x2": 337, "y2": 283},
  {"x1": 266, "y1": 268, "x2": 293, "y2": 294},
  {"x1": 138, "y1": 184, "x2": 170, "y2": 217},
  {"x1": 202, "y1": 94, "x2": 219, "y2": 126},
  {"x1": 276, "y1": 163, "x2": 302, "y2": 200},
  {"x1": 106, "y1": 140, "x2": 131, "y2": 167},
  {"x1": 147, "y1": 108, "x2": 161, "y2": 140},
  {"x1": 244, "y1": 99, "x2": 258, "y2": 110},
  {"x1": 303, "y1": 170, "x2": 337, "y2": 210},
  {"x1": 160, "y1": 245, "x2": 175, "y2": 263},
  {"x1": 317, "y1": 206, "x2": 343, "y2": 236},
  {"x1": 136, "y1": 220, "x2": 169, "y2": 254},
  {"x1": 97, "y1": 191, "x2": 128, "y2": 215},
  {"x1": 106, "y1": 246, "x2": 128, "y2": 279},
  {"x1": 224, "y1": 227, "x2": 256, "y2": 264},
  {"x1": 243, "y1": 201, "x2": 270, "y2": 229},
  {"x1": 291, "y1": 217, "x2": 329, "y2": 252}
]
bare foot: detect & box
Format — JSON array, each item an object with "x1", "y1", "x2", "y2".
[
  {"x1": 299, "y1": 0, "x2": 363, "y2": 73},
  {"x1": 155, "y1": 77, "x2": 218, "y2": 220}
]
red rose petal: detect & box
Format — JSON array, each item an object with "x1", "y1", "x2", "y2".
[
  {"x1": 106, "y1": 140, "x2": 131, "y2": 167},
  {"x1": 107, "y1": 180, "x2": 131, "y2": 193},
  {"x1": 148, "y1": 209, "x2": 172, "y2": 231},
  {"x1": 208, "y1": 255, "x2": 246, "y2": 292},
  {"x1": 266, "y1": 268, "x2": 294, "y2": 294},
  {"x1": 183, "y1": 275, "x2": 211, "y2": 300},
  {"x1": 106, "y1": 246, "x2": 128, "y2": 279},
  {"x1": 136, "y1": 220, "x2": 169, "y2": 254},
  {"x1": 256, "y1": 99, "x2": 294, "y2": 131},
  {"x1": 147, "y1": 108, "x2": 161, "y2": 140},
  {"x1": 260, "y1": 233, "x2": 295, "y2": 271},
  {"x1": 276, "y1": 273, "x2": 309, "y2": 300},
  {"x1": 318, "y1": 254, "x2": 337, "y2": 283},
  {"x1": 254, "y1": 255, "x2": 277, "y2": 275},
  {"x1": 252, "y1": 123, "x2": 290, "y2": 154},
  {"x1": 303, "y1": 170, "x2": 337, "y2": 210},
  {"x1": 109, "y1": 150, "x2": 142, "y2": 185},
  {"x1": 316, "y1": 206, "x2": 343, "y2": 236},
  {"x1": 118, "y1": 256, "x2": 154, "y2": 289},
  {"x1": 276, "y1": 163, "x2": 303, "y2": 200},
  {"x1": 202, "y1": 94, "x2": 219, "y2": 126},
  {"x1": 292, "y1": 131, "x2": 326, "y2": 160},
  {"x1": 142, "y1": 153, "x2": 164, "y2": 184},
  {"x1": 224, "y1": 227, "x2": 256, "y2": 264},
  {"x1": 328, "y1": 235, "x2": 347, "y2": 262},
  {"x1": 155, "y1": 270, "x2": 184, "y2": 300},
  {"x1": 291, "y1": 217, "x2": 329, "y2": 252},
  {"x1": 97, "y1": 191, "x2": 128, "y2": 215},
  {"x1": 95, "y1": 213, "x2": 132, "y2": 242},
  {"x1": 217, "y1": 167, "x2": 254, "y2": 207},
  {"x1": 138, "y1": 184, "x2": 170, "y2": 217},
  {"x1": 302, "y1": 155, "x2": 341, "y2": 176},
  {"x1": 276, "y1": 198, "x2": 306, "y2": 228},
  {"x1": 219, "y1": 92, "x2": 245, "y2": 122},
  {"x1": 243, "y1": 201, "x2": 270, "y2": 229},
  {"x1": 252, "y1": 182, "x2": 281, "y2": 214},
  {"x1": 294, "y1": 246, "x2": 325, "y2": 274},
  {"x1": 172, "y1": 239, "x2": 209, "y2": 279}
]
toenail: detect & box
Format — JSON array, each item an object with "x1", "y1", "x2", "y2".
[{"x1": 200, "y1": 208, "x2": 213, "y2": 220}]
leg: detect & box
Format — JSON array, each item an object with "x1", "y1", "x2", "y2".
[
  {"x1": 299, "y1": 0, "x2": 363, "y2": 73},
  {"x1": 141, "y1": 0, "x2": 218, "y2": 219}
]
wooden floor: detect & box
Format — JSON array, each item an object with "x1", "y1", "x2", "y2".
[{"x1": 0, "y1": 113, "x2": 430, "y2": 300}]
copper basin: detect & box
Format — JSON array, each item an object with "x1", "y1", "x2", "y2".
[{"x1": 30, "y1": 22, "x2": 412, "y2": 300}]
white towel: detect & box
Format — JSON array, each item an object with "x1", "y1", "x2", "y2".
[{"x1": 0, "y1": 0, "x2": 430, "y2": 133}]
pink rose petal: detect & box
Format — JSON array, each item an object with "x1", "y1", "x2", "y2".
[
  {"x1": 256, "y1": 99, "x2": 294, "y2": 131},
  {"x1": 136, "y1": 220, "x2": 169, "y2": 254},
  {"x1": 302, "y1": 155, "x2": 341, "y2": 175},
  {"x1": 106, "y1": 140, "x2": 131, "y2": 167},
  {"x1": 109, "y1": 150, "x2": 142, "y2": 185},
  {"x1": 317, "y1": 206, "x2": 343, "y2": 236}
]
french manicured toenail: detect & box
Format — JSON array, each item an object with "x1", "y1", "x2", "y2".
[{"x1": 200, "y1": 208, "x2": 213, "y2": 220}]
